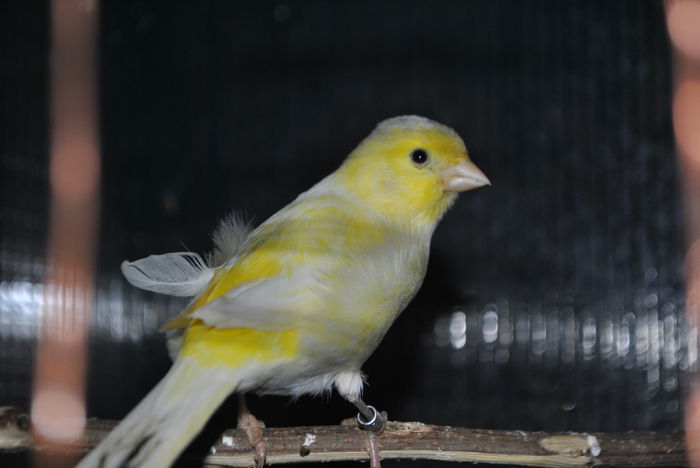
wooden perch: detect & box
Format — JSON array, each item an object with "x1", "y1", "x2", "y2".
[{"x1": 0, "y1": 406, "x2": 687, "y2": 467}]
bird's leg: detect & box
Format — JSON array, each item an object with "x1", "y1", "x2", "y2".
[
  {"x1": 351, "y1": 397, "x2": 385, "y2": 432},
  {"x1": 348, "y1": 397, "x2": 385, "y2": 468},
  {"x1": 237, "y1": 394, "x2": 266, "y2": 468}
]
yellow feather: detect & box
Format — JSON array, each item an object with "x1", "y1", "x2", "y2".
[
  {"x1": 181, "y1": 323, "x2": 299, "y2": 368},
  {"x1": 334, "y1": 123, "x2": 467, "y2": 224}
]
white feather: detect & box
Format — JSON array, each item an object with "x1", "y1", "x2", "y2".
[
  {"x1": 121, "y1": 252, "x2": 214, "y2": 297},
  {"x1": 334, "y1": 371, "x2": 364, "y2": 400},
  {"x1": 165, "y1": 329, "x2": 184, "y2": 361},
  {"x1": 208, "y1": 212, "x2": 254, "y2": 266}
]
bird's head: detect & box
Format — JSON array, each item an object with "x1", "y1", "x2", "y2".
[{"x1": 336, "y1": 115, "x2": 490, "y2": 226}]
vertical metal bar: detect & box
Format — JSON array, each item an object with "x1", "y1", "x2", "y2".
[
  {"x1": 665, "y1": 1, "x2": 700, "y2": 466},
  {"x1": 31, "y1": 0, "x2": 100, "y2": 465}
]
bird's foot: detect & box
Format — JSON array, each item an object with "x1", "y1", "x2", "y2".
[
  {"x1": 237, "y1": 396, "x2": 266, "y2": 468},
  {"x1": 347, "y1": 398, "x2": 386, "y2": 468},
  {"x1": 366, "y1": 432, "x2": 381, "y2": 468},
  {"x1": 238, "y1": 412, "x2": 266, "y2": 468}
]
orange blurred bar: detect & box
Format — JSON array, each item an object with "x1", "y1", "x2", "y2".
[
  {"x1": 31, "y1": 0, "x2": 100, "y2": 465},
  {"x1": 666, "y1": 1, "x2": 700, "y2": 467}
]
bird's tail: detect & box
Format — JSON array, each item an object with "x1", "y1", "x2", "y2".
[{"x1": 76, "y1": 357, "x2": 239, "y2": 468}]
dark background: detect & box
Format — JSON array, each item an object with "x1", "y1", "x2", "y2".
[{"x1": 0, "y1": 0, "x2": 691, "y2": 465}]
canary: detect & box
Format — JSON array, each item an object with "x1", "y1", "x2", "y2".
[{"x1": 77, "y1": 115, "x2": 489, "y2": 468}]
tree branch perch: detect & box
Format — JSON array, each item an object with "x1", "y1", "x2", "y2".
[{"x1": 0, "y1": 406, "x2": 687, "y2": 467}]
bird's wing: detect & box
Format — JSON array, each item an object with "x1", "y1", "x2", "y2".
[
  {"x1": 185, "y1": 273, "x2": 317, "y2": 331},
  {"x1": 121, "y1": 252, "x2": 214, "y2": 297},
  {"x1": 162, "y1": 222, "x2": 336, "y2": 331},
  {"x1": 164, "y1": 193, "x2": 381, "y2": 332}
]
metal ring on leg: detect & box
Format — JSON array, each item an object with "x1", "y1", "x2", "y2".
[{"x1": 356, "y1": 405, "x2": 384, "y2": 432}]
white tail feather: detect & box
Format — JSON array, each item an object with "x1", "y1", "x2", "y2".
[
  {"x1": 76, "y1": 358, "x2": 238, "y2": 468},
  {"x1": 121, "y1": 252, "x2": 214, "y2": 297}
]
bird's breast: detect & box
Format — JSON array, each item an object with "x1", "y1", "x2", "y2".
[{"x1": 299, "y1": 233, "x2": 431, "y2": 365}]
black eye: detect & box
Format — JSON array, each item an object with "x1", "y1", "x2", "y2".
[{"x1": 410, "y1": 148, "x2": 429, "y2": 165}]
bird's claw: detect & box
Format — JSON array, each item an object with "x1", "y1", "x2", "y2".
[
  {"x1": 238, "y1": 412, "x2": 266, "y2": 468},
  {"x1": 366, "y1": 432, "x2": 382, "y2": 468},
  {"x1": 253, "y1": 438, "x2": 266, "y2": 468}
]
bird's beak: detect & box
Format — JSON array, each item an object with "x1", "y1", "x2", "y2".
[{"x1": 442, "y1": 159, "x2": 491, "y2": 192}]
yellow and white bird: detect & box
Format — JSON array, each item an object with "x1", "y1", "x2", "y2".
[{"x1": 77, "y1": 115, "x2": 489, "y2": 468}]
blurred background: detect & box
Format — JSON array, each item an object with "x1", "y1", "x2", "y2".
[{"x1": 0, "y1": 0, "x2": 694, "y2": 466}]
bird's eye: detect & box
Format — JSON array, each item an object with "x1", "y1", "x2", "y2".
[{"x1": 410, "y1": 149, "x2": 429, "y2": 165}]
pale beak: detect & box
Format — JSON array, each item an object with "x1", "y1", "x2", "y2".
[{"x1": 442, "y1": 159, "x2": 491, "y2": 192}]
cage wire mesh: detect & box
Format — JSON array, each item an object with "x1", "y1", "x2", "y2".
[{"x1": 0, "y1": 0, "x2": 693, "y2": 462}]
